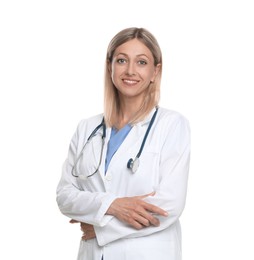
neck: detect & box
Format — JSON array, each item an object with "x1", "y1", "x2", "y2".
[{"x1": 116, "y1": 97, "x2": 144, "y2": 129}]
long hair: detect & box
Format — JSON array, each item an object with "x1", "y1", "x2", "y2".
[{"x1": 104, "y1": 27, "x2": 162, "y2": 127}]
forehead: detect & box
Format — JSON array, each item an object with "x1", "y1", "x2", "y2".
[{"x1": 114, "y1": 39, "x2": 153, "y2": 58}]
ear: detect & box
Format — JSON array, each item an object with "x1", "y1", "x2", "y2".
[
  {"x1": 151, "y1": 63, "x2": 161, "y2": 82},
  {"x1": 107, "y1": 59, "x2": 112, "y2": 74}
]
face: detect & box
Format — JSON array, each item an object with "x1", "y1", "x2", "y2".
[{"x1": 110, "y1": 39, "x2": 160, "y2": 104}]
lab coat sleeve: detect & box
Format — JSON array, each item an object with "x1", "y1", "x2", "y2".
[
  {"x1": 94, "y1": 115, "x2": 191, "y2": 245},
  {"x1": 56, "y1": 123, "x2": 117, "y2": 226}
]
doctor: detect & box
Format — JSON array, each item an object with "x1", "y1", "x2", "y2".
[{"x1": 56, "y1": 27, "x2": 191, "y2": 260}]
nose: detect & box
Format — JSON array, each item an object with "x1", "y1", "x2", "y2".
[{"x1": 126, "y1": 61, "x2": 136, "y2": 76}]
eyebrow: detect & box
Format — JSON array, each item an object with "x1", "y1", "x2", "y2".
[{"x1": 115, "y1": 52, "x2": 150, "y2": 59}]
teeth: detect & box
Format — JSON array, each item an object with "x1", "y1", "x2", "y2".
[{"x1": 124, "y1": 79, "x2": 137, "y2": 84}]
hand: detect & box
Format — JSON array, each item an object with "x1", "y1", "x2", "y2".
[
  {"x1": 80, "y1": 223, "x2": 96, "y2": 240},
  {"x1": 70, "y1": 219, "x2": 96, "y2": 240},
  {"x1": 106, "y1": 192, "x2": 168, "y2": 230}
]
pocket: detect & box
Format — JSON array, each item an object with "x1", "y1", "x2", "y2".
[
  {"x1": 139, "y1": 147, "x2": 159, "y2": 170},
  {"x1": 136, "y1": 147, "x2": 160, "y2": 185}
]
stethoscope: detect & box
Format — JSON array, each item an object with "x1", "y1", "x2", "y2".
[{"x1": 71, "y1": 107, "x2": 158, "y2": 180}]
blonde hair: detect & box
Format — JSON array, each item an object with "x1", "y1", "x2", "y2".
[{"x1": 104, "y1": 27, "x2": 162, "y2": 127}]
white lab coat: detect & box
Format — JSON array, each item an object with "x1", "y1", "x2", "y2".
[{"x1": 56, "y1": 107, "x2": 191, "y2": 260}]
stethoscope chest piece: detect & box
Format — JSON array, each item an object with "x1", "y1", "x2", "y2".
[
  {"x1": 127, "y1": 157, "x2": 140, "y2": 173},
  {"x1": 126, "y1": 107, "x2": 158, "y2": 174}
]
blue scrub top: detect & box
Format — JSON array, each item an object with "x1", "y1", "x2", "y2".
[{"x1": 105, "y1": 124, "x2": 132, "y2": 173}]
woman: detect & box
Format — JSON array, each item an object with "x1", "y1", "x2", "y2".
[{"x1": 57, "y1": 27, "x2": 191, "y2": 260}]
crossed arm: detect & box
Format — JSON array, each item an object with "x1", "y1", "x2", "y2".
[{"x1": 70, "y1": 192, "x2": 168, "y2": 240}]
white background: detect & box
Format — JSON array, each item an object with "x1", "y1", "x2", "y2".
[{"x1": 0, "y1": 0, "x2": 254, "y2": 259}]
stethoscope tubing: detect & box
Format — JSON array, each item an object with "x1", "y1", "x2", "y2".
[
  {"x1": 136, "y1": 107, "x2": 158, "y2": 159},
  {"x1": 72, "y1": 107, "x2": 158, "y2": 178},
  {"x1": 71, "y1": 120, "x2": 106, "y2": 179}
]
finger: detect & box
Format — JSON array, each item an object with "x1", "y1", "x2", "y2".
[
  {"x1": 69, "y1": 219, "x2": 79, "y2": 224},
  {"x1": 142, "y1": 212, "x2": 160, "y2": 227},
  {"x1": 143, "y1": 202, "x2": 168, "y2": 217},
  {"x1": 80, "y1": 223, "x2": 94, "y2": 231},
  {"x1": 80, "y1": 223, "x2": 88, "y2": 232},
  {"x1": 139, "y1": 203, "x2": 168, "y2": 227},
  {"x1": 135, "y1": 191, "x2": 156, "y2": 200},
  {"x1": 82, "y1": 230, "x2": 96, "y2": 240},
  {"x1": 134, "y1": 207, "x2": 160, "y2": 227},
  {"x1": 128, "y1": 218, "x2": 146, "y2": 230},
  {"x1": 132, "y1": 212, "x2": 151, "y2": 227}
]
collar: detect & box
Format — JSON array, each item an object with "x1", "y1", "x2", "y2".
[{"x1": 139, "y1": 106, "x2": 158, "y2": 127}]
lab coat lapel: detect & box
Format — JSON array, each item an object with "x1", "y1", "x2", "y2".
[{"x1": 98, "y1": 127, "x2": 112, "y2": 179}]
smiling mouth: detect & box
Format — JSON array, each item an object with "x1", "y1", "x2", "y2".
[{"x1": 122, "y1": 79, "x2": 139, "y2": 85}]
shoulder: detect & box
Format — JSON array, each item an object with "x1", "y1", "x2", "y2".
[
  {"x1": 157, "y1": 107, "x2": 190, "y2": 129},
  {"x1": 75, "y1": 113, "x2": 104, "y2": 136},
  {"x1": 156, "y1": 107, "x2": 191, "y2": 150},
  {"x1": 77, "y1": 113, "x2": 103, "y2": 127}
]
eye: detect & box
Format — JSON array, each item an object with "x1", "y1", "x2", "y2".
[
  {"x1": 116, "y1": 58, "x2": 127, "y2": 64},
  {"x1": 138, "y1": 60, "x2": 147, "y2": 65}
]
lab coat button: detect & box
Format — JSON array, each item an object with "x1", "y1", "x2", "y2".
[{"x1": 105, "y1": 173, "x2": 112, "y2": 181}]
